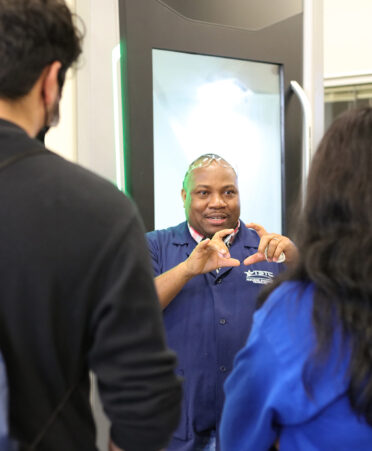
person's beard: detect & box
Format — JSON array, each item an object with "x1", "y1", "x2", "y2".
[
  {"x1": 37, "y1": 96, "x2": 60, "y2": 143},
  {"x1": 46, "y1": 96, "x2": 60, "y2": 128}
]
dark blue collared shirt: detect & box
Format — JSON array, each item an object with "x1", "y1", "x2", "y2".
[{"x1": 147, "y1": 221, "x2": 284, "y2": 442}]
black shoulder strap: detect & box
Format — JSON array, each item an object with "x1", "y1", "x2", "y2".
[
  {"x1": 27, "y1": 384, "x2": 78, "y2": 451},
  {"x1": 0, "y1": 149, "x2": 49, "y2": 172}
]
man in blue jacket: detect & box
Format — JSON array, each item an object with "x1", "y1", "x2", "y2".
[{"x1": 147, "y1": 154, "x2": 298, "y2": 450}]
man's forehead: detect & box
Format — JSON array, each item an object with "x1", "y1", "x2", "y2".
[
  {"x1": 186, "y1": 164, "x2": 238, "y2": 188},
  {"x1": 182, "y1": 154, "x2": 237, "y2": 189}
]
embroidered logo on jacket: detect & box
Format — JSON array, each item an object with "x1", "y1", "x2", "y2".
[{"x1": 244, "y1": 270, "x2": 274, "y2": 285}]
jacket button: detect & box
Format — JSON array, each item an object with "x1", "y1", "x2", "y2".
[
  {"x1": 216, "y1": 278, "x2": 222, "y2": 285},
  {"x1": 219, "y1": 365, "x2": 227, "y2": 372},
  {"x1": 219, "y1": 318, "x2": 227, "y2": 325}
]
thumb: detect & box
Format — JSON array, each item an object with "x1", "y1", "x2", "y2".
[{"x1": 243, "y1": 251, "x2": 265, "y2": 266}]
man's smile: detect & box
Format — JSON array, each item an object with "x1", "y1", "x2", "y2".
[{"x1": 205, "y1": 214, "x2": 229, "y2": 225}]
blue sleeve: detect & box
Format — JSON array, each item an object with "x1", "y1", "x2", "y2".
[
  {"x1": 146, "y1": 231, "x2": 162, "y2": 277},
  {"x1": 220, "y1": 281, "x2": 350, "y2": 451},
  {"x1": 220, "y1": 313, "x2": 281, "y2": 451},
  {"x1": 0, "y1": 352, "x2": 12, "y2": 450}
]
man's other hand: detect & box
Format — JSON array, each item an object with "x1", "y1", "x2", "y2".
[
  {"x1": 109, "y1": 441, "x2": 165, "y2": 451},
  {"x1": 243, "y1": 223, "x2": 298, "y2": 266},
  {"x1": 184, "y1": 229, "x2": 240, "y2": 276},
  {"x1": 109, "y1": 439, "x2": 124, "y2": 451}
]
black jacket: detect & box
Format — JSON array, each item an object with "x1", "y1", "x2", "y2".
[{"x1": 0, "y1": 119, "x2": 181, "y2": 451}]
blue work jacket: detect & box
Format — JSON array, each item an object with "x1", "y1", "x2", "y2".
[{"x1": 147, "y1": 221, "x2": 284, "y2": 441}]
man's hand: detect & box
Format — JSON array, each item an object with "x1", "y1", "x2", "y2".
[
  {"x1": 183, "y1": 229, "x2": 240, "y2": 276},
  {"x1": 155, "y1": 229, "x2": 240, "y2": 309},
  {"x1": 109, "y1": 440, "x2": 164, "y2": 451},
  {"x1": 109, "y1": 439, "x2": 124, "y2": 451},
  {"x1": 243, "y1": 223, "x2": 298, "y2": 266}
]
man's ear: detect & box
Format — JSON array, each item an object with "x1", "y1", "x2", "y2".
[
  {"x1": 42, "y1": 61, "x2": 62, "y2": 107},
  {"x1": 181, "y1": 189, "x2": 187, "y2": 207}
]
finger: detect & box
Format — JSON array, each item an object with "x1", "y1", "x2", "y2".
[
  {"x1": 265, "y1": 237, "x2": 281, "y2": 261},
  {"x1": 258, "y1": 234, "x2": 281, "y2": 256},
  {"x1": 218, "y1": 257, "x2": 241, "y2": 268},
  {"x1": 277, "y1": 238, "x2": 298, "y2": 264},
  {"x1": 243, "y1": 252, "x2": 265, "y2": 266},
  {"x1": 272, "y1": 240, "x2": 286, "y2": 262},
  {"x1": 197, "y1": 238, "x2": 210, "y2": 248},
  {"x1": 193, "y1": 239, "x2": 211, "y2": 254},
  {"x1": 208, "y1": 240, "x2": 230, "y2": 258},
  {"x1": 212, "y1": 228, "x2": 235, "y2": 241},
  {"x1": 245, "y1": 222, "x2": 267, "y2": 238},
  {"x1": 274, "y1": 237, "x2": 292, "y2": 255}
]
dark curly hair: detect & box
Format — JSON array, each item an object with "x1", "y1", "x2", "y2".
[
  {"x1": 0, "y1": 0, "x2": 83, "y2": 99},
  {"x1": 258, "y1": 107, "x2": 372, "y2": 424}
]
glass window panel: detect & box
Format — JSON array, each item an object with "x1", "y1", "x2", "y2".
[
  {"x1": 153, "y1": 49, "x2": 283, "y2": 233},
  {"x1": 324, "y1": 83, "x2": 372, "y2": 131}
]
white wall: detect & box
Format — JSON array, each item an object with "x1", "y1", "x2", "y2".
[
  {"x1": 303, "y1": 0, "x2": 324, "y2": 153},
  {"x1": 74, "y1": 0, "x2": 122, "y2": 187},
  {"x1": 324, "y1": 0, "x2": 372, "y2": 79}
]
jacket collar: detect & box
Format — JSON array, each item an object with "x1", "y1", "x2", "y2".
[
  {"x1": 171, "y1": 222, "x2": 194, "y2": 247},
  {"x1": 0, "y1": 118, "x2": 27, "y2": 133}
]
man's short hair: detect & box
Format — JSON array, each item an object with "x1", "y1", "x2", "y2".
[
  {"x1": 0, "y1": 0, "x2": 83, "y2": 100},
  {"x1": 182, "y1": 153, "x2": 237, "y2": 190}
]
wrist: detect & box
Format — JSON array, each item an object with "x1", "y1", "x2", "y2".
[{"x1": 179, "y1": 260, "x2": 196, "y2": 280}]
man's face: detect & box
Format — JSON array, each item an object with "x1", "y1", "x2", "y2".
[{"x1": 181, "y1": 162, "x2": 240, "y2": 238}]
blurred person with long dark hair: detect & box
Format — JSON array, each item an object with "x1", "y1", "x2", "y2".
[{"x1": 219, "y1": 107, "x2": 372, "y2": 450}]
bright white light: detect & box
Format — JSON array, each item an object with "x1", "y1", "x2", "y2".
[
  {"x1": 197, "y1": 79, "x2": 253, "y2": 108},
  {"x1": 169, "y1": 78, "x2": 259, "y2": 170},
  {"x1": 112, "y1": 43, "x2": 125, "y2": 192}
]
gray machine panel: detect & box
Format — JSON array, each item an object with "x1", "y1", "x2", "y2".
[
  {"x1": 158, "y1": 0, "x2": 302, "y2": 31},
  {"x1": 119, "y1": 0, "x2": 303, "y2": 235}
]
